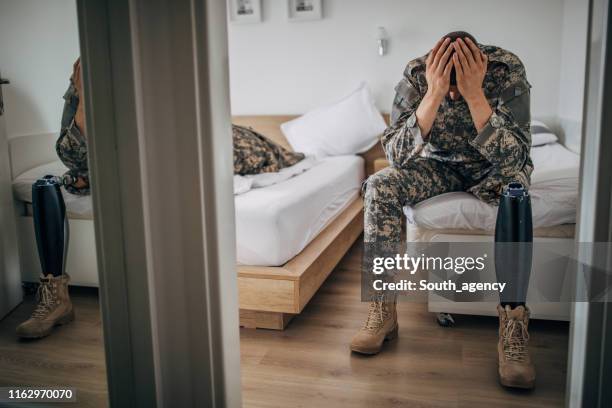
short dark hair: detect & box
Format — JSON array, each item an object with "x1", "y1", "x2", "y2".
[
  {"x1": 444, "y1": 31, "x2": 478, "y2": 45},
  {"x1": 444, "y1": 31, "x2": 479, "y2": 85}
]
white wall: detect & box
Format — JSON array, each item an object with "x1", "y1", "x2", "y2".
[
  {"x1": 228, "y1": 0, "x2": 565, "y2": 120},
  {"x1": 557, "y1": 0, "x2": 589, "y2": 153},
  {"x1": 0, "y1": 0, "x2": 588, "y2": 145},
  {"x1": 0, "y1": 0, "x2": 80, "y2": 139}
]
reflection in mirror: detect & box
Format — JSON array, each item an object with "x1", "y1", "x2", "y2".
[{"x1": 0, "y1": 0, "x2": 108, "y2": 406}]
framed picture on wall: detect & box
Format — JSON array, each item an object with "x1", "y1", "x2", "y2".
[
  {"x1": 288, "y1": 0, "x2": 323, "y2": 21},
  {"x1": 228, "y1": 0, "x2": 262, "y2": 24}
]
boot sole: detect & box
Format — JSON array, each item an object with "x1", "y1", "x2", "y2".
[
  {"x1": 499, "y1": 375, "x2": 535, "y2": 390},
  {"x1": 350, "y1": 324, "x2": 398, "y2": 355},
  {"x1": 17, "y1": 309, "x2": 76, "y2": 339}
]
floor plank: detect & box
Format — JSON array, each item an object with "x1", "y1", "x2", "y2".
[
  {"x1": 240, "y1": 239, "x2": 569, "y2": 408},
  {"x1": 0, "y1": 239, "x2": 568, "y2": 407},
  {"x1": 0, "y1": 287, "x2": 108, "y2": 408}
]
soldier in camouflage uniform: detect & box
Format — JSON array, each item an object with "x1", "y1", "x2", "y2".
[
  {"x1": 351, "y1": 32, "x2": 536, "y2": 390},
  {"x1": 56, "y1": 58, "x2": 90, "y2": 195},
  {"x1": 365, "y1": 34, "x2": 532, "y2": 243},
  {"x1": 15, "y1": 59, "x2": 86, "y2": 339}
]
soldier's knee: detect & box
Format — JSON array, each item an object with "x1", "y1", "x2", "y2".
[{"x1": 364, "y1": 167, "x2": 401, "y2": 203}]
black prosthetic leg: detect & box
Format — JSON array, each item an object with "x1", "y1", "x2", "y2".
[
  {"x1": 494, "y1": 182, "x2": 533, "y2": 308},
  {"x1": 15, "y1": 176, "x2": 74, "y2": 339},
  {"x1": 436, "y1": 182, "x2": 533, "y2": 327},
  {"x1": 31, "y1": 176, "x2": 69, "y2": 277}
]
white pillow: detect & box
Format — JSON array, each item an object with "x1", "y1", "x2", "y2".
[
  {"x1": 281, "y1": 83, "x2": 387, "y2": 157},
  {"x1": 531, "y1": 120, "x2": 559, "y2": 146}
]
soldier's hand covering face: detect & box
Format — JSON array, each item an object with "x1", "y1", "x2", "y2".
[
  {"x1": 452, "y1": 37, "x2": 488, "y2": 102},
  {"x1": 425, "y1": 37, "x2": 454, "y2": 100},
  {"x1": 71, "y1": 58, "x2": 86, "y2": 137}
]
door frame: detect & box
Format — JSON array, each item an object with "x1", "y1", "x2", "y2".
[
  {"x1": 0, "y1": 72, "x2": 22, "y2": 321},
  {"x1": 568, "y1": 0, "x2": 612, "y2": 406},
  {"x1": 77, "y1": 0, "x2": 241, "y2": 406}
]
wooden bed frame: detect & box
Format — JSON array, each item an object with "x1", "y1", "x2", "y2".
[
  {"x1": 9, "y1": 115, "x2": 387, "y2": 330},
  {"x1": 233, "y1": 115, "x2": 385, "y2": 329}
]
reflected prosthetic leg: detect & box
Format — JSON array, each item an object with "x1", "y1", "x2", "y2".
[
  {"x1": 32, "y1": 176, "x2": 69, "y2": 277},
  {"x1": 494, "y1": 182, "x2": 535, "y2": 389},
  {"x1": 16, "y1": 176, "x2": 74, "y2": 339}
]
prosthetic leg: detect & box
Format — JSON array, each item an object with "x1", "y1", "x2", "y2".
[
  {"x1": 436, "y1": 183, "x2": 534, "y2": 327},
  {"x1": 32, "y1": 176, "x2": 69, "y2": 277},
  {"x1": 495, "y1": 182, "x2": 533, "y2": 305},
  {"x1": 16, "y1": 176, "x2": 74, "y2": 339},
  {"x1": 494, "y1": 182, "x2": 536, "y2": 389}
]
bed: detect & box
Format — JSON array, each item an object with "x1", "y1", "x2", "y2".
[
  {"x1": 402, "y1": 142, "x2": 580, "y2": 321},
  {"x1": 235, "y1": 155, "x2": 364, "y2": 266},
  {"x1": 10, "y1": 115, "x2": 386, "y2": 330}
]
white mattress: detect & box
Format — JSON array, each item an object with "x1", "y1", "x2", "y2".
[
  {"x1": 405, "y1": 143, "x2": 580, "y2": 231},
  {"x1": 13, "y1": 155, "x2": 364, "y2": 266},
  {"x1": 235, "y1": 155, "x2": 364, "y2": 266},
  {"x1": 12, "y1": 161, "x2": 93, "y2": 217}
]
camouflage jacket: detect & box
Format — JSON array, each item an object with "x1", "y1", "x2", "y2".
[
  {"x1": 233, "y1": 125, "x2": 305, "y2": 175},
  {"x1": 384, "y1": 45, "x2": 533, "y2": 204},
  {"x1": 56, "y1": 82, "x2": 90, "y2": 195}
]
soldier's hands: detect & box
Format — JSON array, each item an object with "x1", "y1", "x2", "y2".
[
  {"x1": 453, "y1": 38, "x2": 492, "y2": 132},
  {"x1": 72, "y1": 58, "x2": 86, "y2": 135},
  {"x1": 453, "y1": 38, "x2": 488, "y2": 103},
  {"x1": 415, "y1": 38, "x2": 453, "y2": 138},
  {"x1": 72, "y1": 58, "x2": 82, "y2": 94},
  {"x1": 425, "y1": 37, "x2": 454, "y2": 101}
]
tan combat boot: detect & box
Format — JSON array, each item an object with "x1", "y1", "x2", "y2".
[
  {"x1": 497, "y1": 304, "x2": 536, "y2": 389},
  {"x1": 16, "y1": 274, "x2": 75, "y2": 339},
  {"x1": 350, "y1": 295, "x2": 398, "y2": 355}
]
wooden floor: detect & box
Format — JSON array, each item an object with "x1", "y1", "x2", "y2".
[
  {"x1": 0, "y1": 287, "x2": 108, "y2": 408},
  {"x1": 0, "y1": 239, "x2": 569, "y2": 407},
  {"x1": 240, "y1": 239, "x2": 569, "y2": 408}
]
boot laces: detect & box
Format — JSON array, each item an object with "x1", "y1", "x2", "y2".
[
  {"x1": 503, "y1": 317, "x2": 529, "y2": 362},
  {"x1": 31, "y1": 279, "x2": 57, "y2": 319},
  {"x1": 363, "y1": 296, "x2": 389, "y2": 332}
]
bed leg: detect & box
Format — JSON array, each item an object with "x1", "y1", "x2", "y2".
[
  {"x1": 240, "y1": 310, "x2": 295, "y2": 330},
  {"x1": 436, "y1": 312, "x2": 455, "y2": 327}
]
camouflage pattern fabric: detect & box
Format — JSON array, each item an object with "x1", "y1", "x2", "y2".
[
  {"x1": 56, "y1": 83, "x2": 89, "y2": 195},
  {"x1": 386, "y1": 44, "x2": 532, "y2": 204},
  {"x1": 364, "y1": 159, "x2": 468, "y2": 242},
  {"x1": 233, "y1": 125, "x2": 305, "y2": 175},
  {"x1": 364, "y1": 45, "x2": 532, "y2": 242}
]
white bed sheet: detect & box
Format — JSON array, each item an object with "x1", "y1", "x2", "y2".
[
  {"x1": 234, "y1": 156, "x2": 319, "y2": 195},
  {"x1": 405, "y1": 143, "x2": 580, "y2": 231},
  {"x1": 12, "y1": 161, "x2": 93, "y2": 217},
  {"x1": 235, "y1": 155, "x2": 364, "y2": 266},
  {"x1": 13, "y1": 155, "x2": 365, "y2": 266},
  {"x1": 13, "y1": 157, "x2": 322, "y2": 215}
]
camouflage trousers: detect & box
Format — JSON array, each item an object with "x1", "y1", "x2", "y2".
[
  {"x1": 364, "y1": 159, "x2": 477, "y2": 242},
  {"x1": 56, "y1": 119, "x2": 89, "y2": 195}
]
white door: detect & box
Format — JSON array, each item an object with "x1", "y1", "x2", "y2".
[{"x1": 0, "y1": 72, "x2": 22, "y2": 319}]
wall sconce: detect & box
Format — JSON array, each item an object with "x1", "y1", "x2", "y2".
[{"x1": 377, "y1": 27, "x2": 388, "y2": 56}]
